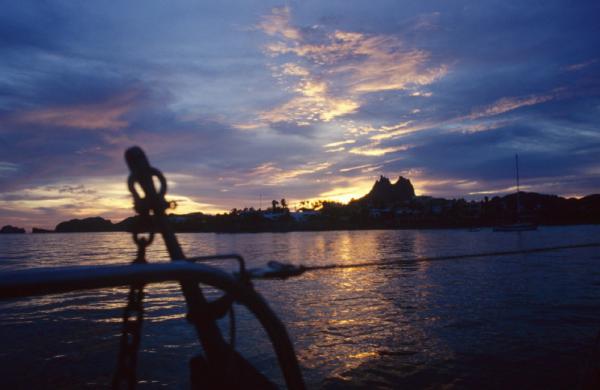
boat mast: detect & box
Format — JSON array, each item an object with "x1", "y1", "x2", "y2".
[
  {"x1": 515, "y1": 154, "x2": 520, "y2": 193},
  {"x1": 515, "y1": 154, "x2": 520, "y2": 216}
]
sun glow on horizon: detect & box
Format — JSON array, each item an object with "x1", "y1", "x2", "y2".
[{"x1": 312, "y1": 178, "x2": 376, "y2": 204}]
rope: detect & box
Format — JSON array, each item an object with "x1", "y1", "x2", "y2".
[
  {"x1": 306, "y1": 241, "x2": 600, "y2": 271},
  {"x1": 250, "y1": 242, "x2": 600, "y2": 279}
]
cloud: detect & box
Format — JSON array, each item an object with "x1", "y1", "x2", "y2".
[
  {"x1": 259, "y1": 88, "x2": 359, "y2": 124},
  {"x1": 330, "y1": 32, "x2": 448, "y2": 94},
  {"x1": 368, "y1": 121, "x2": 424, "y2": 141},
  {"x1": 0, "y1": 162, "x2": 19, "y2": 176},
  {"x1": 564, "y1": 59, "x2": 597, "y2": 72},
  {"x1": 349, "y1": 143, "x2": 410, "y2": 157},
  {"x1": 52, "y1": 184, "x2": 96, "y2": 195},
  {"x1": 339, "y1": 163, "x2": 381, "y2": 173},
  {"x1": 280, "y1": 62, "x2": 310, "y2": 76},
  {"x1": 324, "y1": 139, "x2": 356, "y2": 148},
  {"x1": 8, "y1": 89, "x2": 139, "y2": 130},
  {"x1": 0, "y1": 178, "x2": 130, "y2": 227},
  {"x1": 258, "y1": 6, "x2": 301, "y2": 41},
  {"x1": 467, "y1": 93, "x2": 556, "y2": 120},
  {"x1": 232, "y1": 122, "x2": 263, "y2": 130},
  {"x1": 257, "y1": 6, "x2": 447, "y2": 126},
  {"x1": 241, "y1": 160, "x2": 332, "y2": 186},
  {"x1": 452, "y1": 121, "x2": 509, "y2": 134}
]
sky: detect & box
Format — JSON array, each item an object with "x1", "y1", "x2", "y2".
[{"x1": 0, "y1": 0, "x2": 599, "y2": 228}]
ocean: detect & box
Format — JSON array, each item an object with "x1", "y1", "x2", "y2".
[{"x1": 1, "y1": 225, "x2": 600, "y2": 388}]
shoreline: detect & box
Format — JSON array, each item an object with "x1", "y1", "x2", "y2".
[{"x1": 4, "y1": 222, "x2": 599, "y2": 235}]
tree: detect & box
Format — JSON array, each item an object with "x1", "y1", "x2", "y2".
[
  {"x1": 311, "y1": 200, "x2": 324, "y2": 210},
  {"x1": 281, "y1": 198, "x2": 287, "y2": 209},
  {"x1": 271, "y1": 199, "x2": 279, "y2": 211}
]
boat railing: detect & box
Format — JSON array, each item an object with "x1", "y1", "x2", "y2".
[{"x1": 0, "y1": 258, "x2": 304, "y2": 389}]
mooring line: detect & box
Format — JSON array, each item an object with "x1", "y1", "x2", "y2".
[
  {"x1": 304, "y1": 242, "x2": 600, "y2": 271},
  {"x1": 250, "y1": 242, "x2": 600, "y2": 279}
]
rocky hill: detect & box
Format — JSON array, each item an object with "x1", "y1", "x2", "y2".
[{"x1": 354, "y1": 175, "x2": 415, "y2": 207}]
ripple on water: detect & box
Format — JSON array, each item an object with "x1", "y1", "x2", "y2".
[{"x1": 1, "y1": 226, "x2": 600, "y2": 387}]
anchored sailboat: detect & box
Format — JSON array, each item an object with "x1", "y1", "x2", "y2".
[{"x1": 493, "y1": 154, "x2": 538, "y2": 232}]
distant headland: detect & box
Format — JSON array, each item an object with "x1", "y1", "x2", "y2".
[
  {"x1": 0, "y1": 225, "x2": 25, "y2": 234},
  {"x1": 2, "y1": 176, "x2": 600, "y2": 234}
]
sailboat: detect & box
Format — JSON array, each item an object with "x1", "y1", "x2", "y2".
[{"x1": 493, "y1": 154, "x2": 538, "y2": 232}]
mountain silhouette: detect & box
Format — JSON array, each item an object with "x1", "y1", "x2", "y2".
[{"x1": 355, "y1": 175, "x2": 415, "y2": 207}]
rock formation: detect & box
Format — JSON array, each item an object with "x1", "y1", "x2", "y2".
[{"x1": 356, "y1": 175, "x2": 416, "y2": 207}]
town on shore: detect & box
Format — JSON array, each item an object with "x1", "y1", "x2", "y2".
[{"x1": 2, "y1": 176, "x2": 600, "y2": 234}]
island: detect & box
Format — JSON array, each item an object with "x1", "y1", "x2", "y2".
[{"x1": 1, "y1": 225, "x2": 26, "y2": 234}]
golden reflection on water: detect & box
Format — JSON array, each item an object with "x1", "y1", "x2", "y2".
[{"x1": 254, "y1": 230, "x2": 452, "y2": 380}]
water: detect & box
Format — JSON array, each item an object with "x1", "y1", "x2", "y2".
[{"x1": 1, "y1": 226, "x2": 600, "y2": 388}]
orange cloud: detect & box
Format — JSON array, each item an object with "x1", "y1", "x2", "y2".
[{"x1": 11, "y1": 90, "x2": 138, "y2": 130}]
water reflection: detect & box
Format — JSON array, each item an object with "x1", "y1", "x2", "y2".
[{"x1": 1, "y1": 226, "x2": 600, "y2": 388}]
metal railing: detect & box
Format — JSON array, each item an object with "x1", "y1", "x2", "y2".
[{"x1": 0, "y1": 259, "x2": 304, "y2": 389}]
